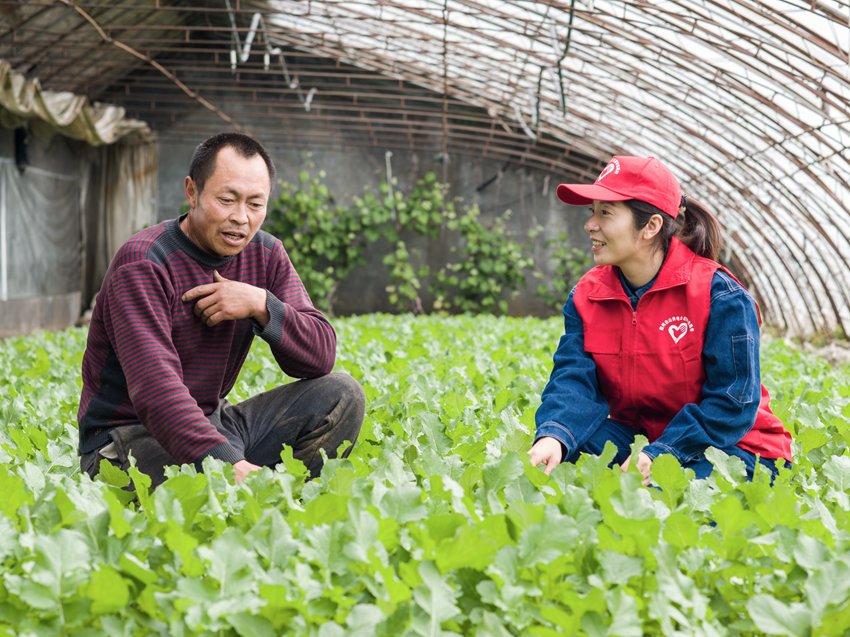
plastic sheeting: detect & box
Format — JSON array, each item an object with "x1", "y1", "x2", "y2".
[
  {"x1": 0, "y1": 56, "x2": 157, "y2": 335},
  {"x1": 0, "y1": 59, "x2": 157, "y2": 311},
  {"x1": 80, "y1": 142, "x2": 158, "y2": 307},
  {"x1": 0, "y1": 137, "x2": 157, "y2": 321},
  {"x1": 0, "y1": 60, "x2": 152, "y2": 147},
  {"x1": 0, "y1": 159, "x2": 80, "y2": 300}
]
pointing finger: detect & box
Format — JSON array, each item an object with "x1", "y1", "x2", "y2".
[{"x1": 182, "y1": 284, "x2": 215, "y2": 302}]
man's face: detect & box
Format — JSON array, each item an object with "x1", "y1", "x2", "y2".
[{"x1": 183, "y1": 145, "x2": 271, "y2": 257}]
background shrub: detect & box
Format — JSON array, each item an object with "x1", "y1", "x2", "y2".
[{"x1": 263, "y1": 169, "x2": 587, "y2": 315}]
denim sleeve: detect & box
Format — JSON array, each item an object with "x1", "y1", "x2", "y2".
[
  {"x1": 534, "y1": 290, "x2": 610, "y2": 456},
  {"x1": 644, "y1": 271, "x2": 761, "y2": 463}
]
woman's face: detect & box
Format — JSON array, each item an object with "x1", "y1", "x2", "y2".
[{"x1": 583, "y1": 200, "x2": 645, "y2": 268}]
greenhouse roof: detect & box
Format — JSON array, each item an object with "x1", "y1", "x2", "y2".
[{"x1": 1, "y1": 0, "x2": 848, "y2": 335}]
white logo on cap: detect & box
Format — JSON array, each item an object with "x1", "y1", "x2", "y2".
[{"x1": 596, "y1": 158, "x2": 621, "y2": 183}]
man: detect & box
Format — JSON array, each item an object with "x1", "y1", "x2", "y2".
[{"x1": 78, "y1": 133, "x2": 364, "y2": 487}]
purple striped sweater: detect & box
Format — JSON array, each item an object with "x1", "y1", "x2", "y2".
[{"x1": 77, "y1": 216, "x2": 336, "y2": 464}]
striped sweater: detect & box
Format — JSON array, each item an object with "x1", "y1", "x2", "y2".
[{"x1": 77, "y1": 216, "x2": 336, "y2": 464}]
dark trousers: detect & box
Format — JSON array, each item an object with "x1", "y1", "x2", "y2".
[{"x1": 81, "y1": 372, "x2": 365, "y2": 488}]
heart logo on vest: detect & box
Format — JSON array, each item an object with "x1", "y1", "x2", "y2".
[{"x1": 668, "y1": 323, "x2": 689, "y2": 344}]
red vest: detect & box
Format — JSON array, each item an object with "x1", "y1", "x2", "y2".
[{"x1": 572, "y1": 238, "x2": 792, "y2": 461}]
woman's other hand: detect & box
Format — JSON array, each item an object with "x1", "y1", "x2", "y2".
[
  {"x1": 529, "y1": 436, "x2": 564, "y2": 475},
  {"x1": 621, "y1": 451, "x2": 653, "y2": 485}
]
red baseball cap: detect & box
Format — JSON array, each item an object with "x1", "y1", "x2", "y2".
[{"x1": 556, "y1": 156, "x2": 682, "y2": 218}]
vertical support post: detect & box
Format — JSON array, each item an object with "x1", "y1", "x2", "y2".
[
  {"x1": 440, "y1": 0, "x2": 450, "y2": 186},
  {"x1": 1, "y1": 168, "x2": 7, "y2": 301},
  {"x1": 385, "y1": 150, "x2": 396, "y2": 220}
]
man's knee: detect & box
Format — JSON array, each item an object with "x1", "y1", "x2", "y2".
[
  {"x1": 324, "y1": 372, "x2": 366, "y2": 438},
  {"x1": 331, "y1": 372, "x2": 365, "y2": 408},
  {"x1": 291, "y1": 372, "x2": 365, "y2": 440},
  {"x1": 305, "y1": 371, "x2": 363, "y2": 410}
]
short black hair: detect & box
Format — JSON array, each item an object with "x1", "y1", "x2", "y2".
[{"x1": 188, "y1": 132, "x2": 276, "y2": 193}]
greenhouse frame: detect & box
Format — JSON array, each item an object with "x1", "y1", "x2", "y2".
[{"x1": 0, "y1": 0, "x2": 848, "y2": 336}]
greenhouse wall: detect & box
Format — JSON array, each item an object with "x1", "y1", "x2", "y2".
[
  {"x1": 156, "y1": 122, "x2": 589, "y2": 316},
  {"x1": 0, "y1": 129, "x2": 82, "y2": 338}
]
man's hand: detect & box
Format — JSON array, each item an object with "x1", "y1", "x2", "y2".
[
  {"x1": 528, "y1": 436, "x2": 564, "y2": 475},
  {"x1": 182, "y1": 270, "x2": 270, "y2": 327},
  {"x1": 233, "y1": 459, "x2": 263, "y2": 483},
  {"x1": 621, "y1": 451, "x2": 653, "y2": 486}
]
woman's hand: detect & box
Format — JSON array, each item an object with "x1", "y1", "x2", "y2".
[
  {"x1": 621, "y1": 452, "x2": 653, "y2": 485},
  {"x1": 528, "y1": 436, "x2": 564, "y2": 475}
]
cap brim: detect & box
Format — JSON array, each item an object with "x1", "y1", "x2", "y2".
[{"x1": 556, "y1": 183, "x2": 631, "y2": 206}]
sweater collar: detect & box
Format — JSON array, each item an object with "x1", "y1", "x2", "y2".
[{"x1": 168, "y1": 214, "x2": 235, "y2": 269}]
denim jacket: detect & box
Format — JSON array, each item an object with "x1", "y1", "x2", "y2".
[{"x1": 535, "y1": 269, "x2": 761, "y2": 463}]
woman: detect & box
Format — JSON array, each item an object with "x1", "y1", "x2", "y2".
[{"x1": 529, "y1": 156, "x2": 792, "y2": 484}]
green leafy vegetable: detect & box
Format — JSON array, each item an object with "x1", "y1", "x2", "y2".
[{"x1": 0, "y1": 319, "x2": 848, "y2": 635}]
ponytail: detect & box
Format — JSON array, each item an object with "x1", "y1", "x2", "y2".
[
  {"x1": 627, "y1": 196, "x2": 722, "y2": 261},
  {"x1": 677, "y1": 196, "x2": 722, "y2": 261}
]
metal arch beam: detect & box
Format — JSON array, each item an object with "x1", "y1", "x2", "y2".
[
  {"x1": 39, "y1": 7, "x2": 188, "y2": 95},
  {"x1": 696, "y1": 145, "x2": 838, "y2": 336},
  {"x1": 536, "y1": 78, "x2": 835, "y2": 332},
  {"x1": 1, "y1": 0, "x2": 848, "y2": 335},
  {"x1": 702, "y1": 133, "x2": 850, "y2": 336},
  {"x1": 723, "y1": 230, "x2": 793, "y2": 332},
  {"x1": 705, "y1": 167, "x2": 843, "y2": 336},
  {"x1": 714, "y1": 194, "x2": 825, "y2": 336},
  {"x1": 636, "y1": 113, "x2": 820, "y2": 332},
  {"x1": 660, "y1": 139, "x2": 833, "y2": 335},
  {"x1": 695, "y1": 172, "x2": 825, "y2": 336},
  {"x1": 672, "y1": 68, "x2": 850, "y2": 266},
  {"x1": 726, "y1": 229, "x2": 798, "y2": 334}
]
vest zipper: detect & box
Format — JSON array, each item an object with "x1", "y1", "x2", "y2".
[{"x1": 627, "y1": 306, "x2": 637, "y2": 413}]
